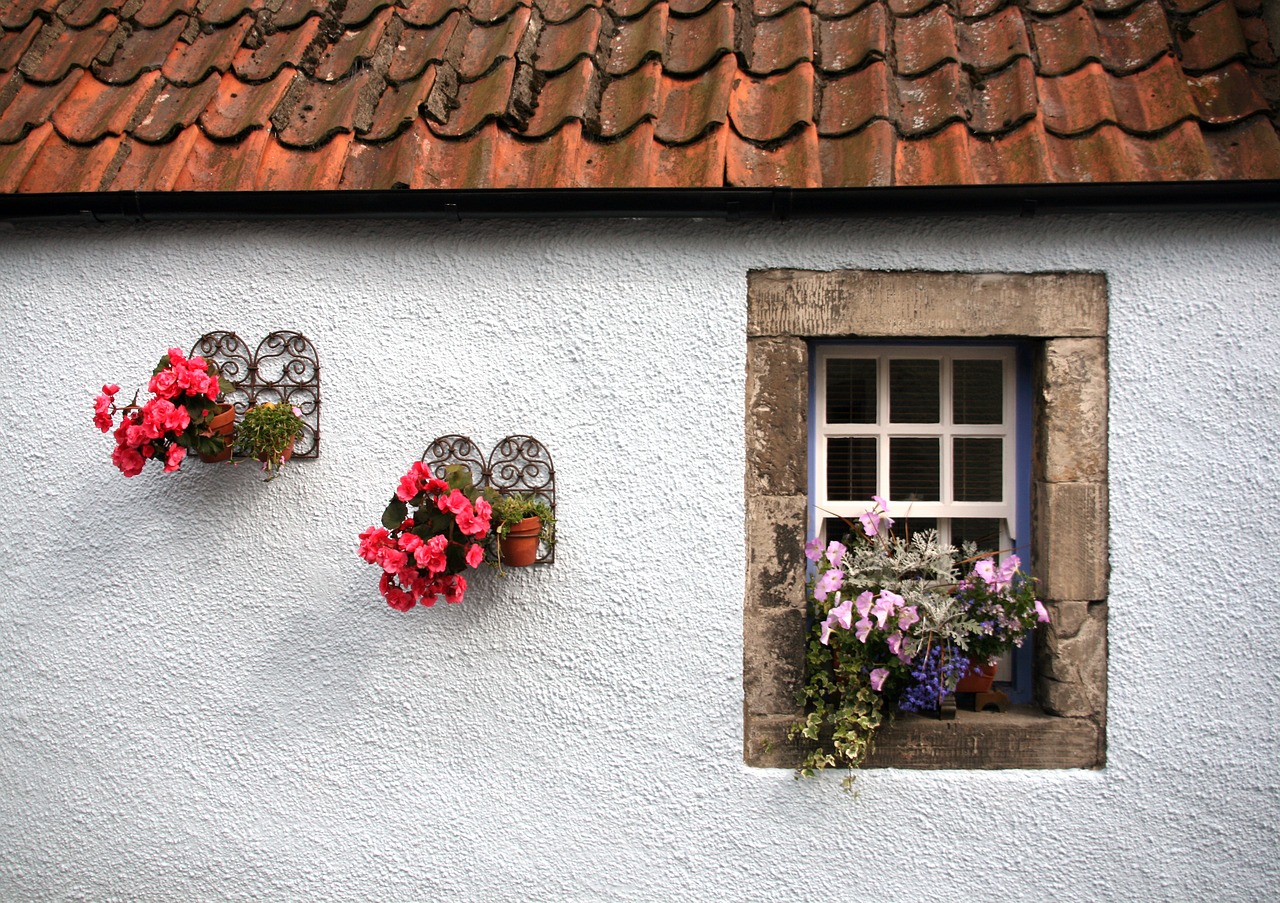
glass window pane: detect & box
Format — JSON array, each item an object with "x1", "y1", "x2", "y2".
[
  {"x1": 827, "y1": 437, "x2": 877, "y2": 500},
  {"x1": 953, "y1": 437, "x2": 1003, "y2": 501},
  {"x1": 826, "y1": 359, "x2": 877, "y2": 424},
  {"x1": 950, "y1": 518, "x2": 1002, "y2": 554},
  {"x1": 953, "y1": 359, "x2": 1003, "y2": 424},
  {"x1": 823, "y1": 517, "x2": 859, "y2": 547},
  {"x1": 890, "y1": 359, "x2": 940, "y2": 423},
  {"x1": 889, "y1": 437, "x2": 940, "y2": 501}
]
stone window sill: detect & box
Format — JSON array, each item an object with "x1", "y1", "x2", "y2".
[{"x1": 746, "y1": 706, "x2": 1104, "y2": 770}]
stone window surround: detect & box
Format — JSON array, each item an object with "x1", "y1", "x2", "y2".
[{"x1": 744, "y1": 270, "x2": 1108, "y2": 770}]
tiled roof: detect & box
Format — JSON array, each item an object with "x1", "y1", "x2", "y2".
[{"x1": 1, "y1": 0, "x2": 1278, "y2": 191}]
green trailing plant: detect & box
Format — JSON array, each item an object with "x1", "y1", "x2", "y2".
[
  {"x1": 491, "y1": 493, "x2": 555, "y2": 545},
  {"x1": 236, "y1": 402, "x2": 305, "y2": 481}
]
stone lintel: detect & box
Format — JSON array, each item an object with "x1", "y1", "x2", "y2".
[{"x1": 748, "y1": 270, "x2": 1108, "y2": 339}]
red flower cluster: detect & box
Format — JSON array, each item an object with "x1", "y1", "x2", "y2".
[
  {"x1": 93, "y1": 348, "x2": 225, "y2": 477},
  {"x1": 359, "y1": 462, "x2": 493, "y2": 611}
]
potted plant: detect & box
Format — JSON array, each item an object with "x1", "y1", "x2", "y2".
[
  {"x1": 236, "y1": 401, "x2": 305, "y2": 481},
  {"x1": 790, "y1": 497, "x2": 1050, "y2": 789},
  {"x1": 491, "y1": 494, "x2": 555, "y2": 567},
  {"x1": 358, "y1": 462, "x2": 493, "y2": 611},
  {"x1": 93, "y1": 347, "x2": 231, "y2": 475}
]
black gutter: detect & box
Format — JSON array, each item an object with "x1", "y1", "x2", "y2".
[{"x1": 2, "y1": 181, "x2": 1280, "y2": 223}]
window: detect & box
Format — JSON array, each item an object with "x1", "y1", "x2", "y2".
[{"x1": 745, "y1": 271, "x2": 1108, "y2": 769}]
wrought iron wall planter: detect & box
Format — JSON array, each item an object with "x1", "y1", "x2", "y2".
[
  {"x1": 191, "y1": 331, "x2": 320, "y2": 458},
  {"x1": 421, "y1": 435, "x2": 556, "y2": 564}
]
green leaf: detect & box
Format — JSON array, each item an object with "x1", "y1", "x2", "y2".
[{"x1": 382, "y1": 498, "x2": 408, "y2": 530}]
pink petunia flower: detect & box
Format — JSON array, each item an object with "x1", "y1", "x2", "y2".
[
  {"x1": 855, "y1": 618, "x2": 872, "y2": 643},
  {"x1": 825, "y1": 541, "x2": 847, "y2": 567},
  {"x1": 805, "y1": 537, "x2": 823, "y2": 562},
  {"x1": 813, "y1": 568, "x2": 843, "y2": 602},
  {"x1": 869, "y1": 668, "x2": 889, "y2": 691},
  {"x1": 1034, "y1": 600, "x2": 1051, "y2": 623},
  {"x1": 855, "y1": 590, "x2": 874, "y2": 619}
]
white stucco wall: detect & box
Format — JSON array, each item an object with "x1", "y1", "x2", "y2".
[{"x1": 0, "y1": 210, "x2": 1276, "y2": 901}]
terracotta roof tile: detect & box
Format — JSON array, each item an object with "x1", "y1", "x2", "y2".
[
  {"x1": 597, "y1": 56, "x2": 657, "y2": 135},
  {"x1": 2, "y1": 0, "x2": 1279, "y2": 194},
  {"x1": 813, "y1": 0, "x2": 873, "y2": 16},
  {"x1": 818, "y1": 118, "x2": 894, "y2": 185},
  {"x1": 0, "y1": 69, "x2": 78, "y2": 141},
  {"x1": 895, "y1": 121, "x2": 976, "y2": 183},
  {"x1": 364, "y1": 64, "x2": 436, "y2": 138},
  {"x1": 198, "y1": 0, "x2": 257, "y2": 26},
  {"x1": 817, "y1": 59, "x2": 890, "y2": 136},
  {"x1": 400, "y1": 0, "x2": 463, "y2": 27},
  {"x1": 1203, "y1": 113, "x2": 1280, "y2": 177},
  {"x1": 108, "y1": 125, "x2": 200, "y2": 187},
  {"x1": 254, "y1": 124, "x2": 350, "y2": 186},
  {"x1": 271, "y1": 0, "x2": 327, "y2": 30},
  {"x1": 466, "y1": 0, "x2": 526, "y2": 25},
  {"x1": 1180, "y1": 0, "x2": 1250, "y2": 72},
  {"x1": 456, "y1": 8, "x2": 530, "y2": 81},
  {"x1": 161, "y1": 13, "x2": 253, "y2": 85},
  {"x1": 314, "y1": 7, "x2": 394, "y2": 81},
  {"x1": 602, "y1": 1, "x2": 664, "y2": 76},
  {"x1": 534, "y1": 7, "x2": 601, "y2": 73},
  {"x1": 132, "y1": 68, "x2": 218, "y2": 139},
  {"x1": 387, "y1": 14, "x2": 460, "y2": 83},
  {"x1": 969, "y1": 56, "x2": 1035, "y2": 134},
  {"x1": 742, "y1": 4, "x2": 812, "y2": 76},
  {"x1": 728, "y1": 61, "x2": 812, "y2": 143},
  {"x1": 93, "y1": 16, "x2": 189, "y2": 85},
  {"x1": 2, "y1": 18, "x2": 46, "y2": 75},
  {"x1": 56, "y1": 0, "x2": 118, "y2": 29},
  {"x1": 430, "y1": 54, "x2": 516, "y2": 135},
  {"x1": 174, "y1": 126, "x2": 270, "y2": 188},
  {"x1": 814, "y1": 2, "x2": 886, "y2": 74},
  {"x1": 0, "y1": 116, "x2": 49, "y2": 189},
  {"x1": 0, "y1": 0, "x2": 46, "y2": 30},
  {"x1": 273, "y1": 68, "x2": 372, "y2": 145},
  {"x1": 197, "y1": 69, "x2": 294, "y2": 139},
  {"x1": 342, "y1": 0, "x2": 399, "y2": 27},
  {"x1": 727, "y1": 120, "x2": 819, "y2": 185},
  {"x1": 664, "y1": 1, "x2": 733, "y2": 75},
  {"x1": 17, "y1": 16, "x2": 119, "y2": 84},
  {"x1": 955, "y1": 5, "x2": 1029, "y2": 74},
  {"x1": 536, "y1": 0, "x2": 600, "y2": 24},
  {"x1": 232, "y1": 15, "x2": 321, "y2": 82},
  {"x1": 968, "y1": 118, "x2": 1053, "y2": 182},
  {"x1": 341, "y1": 119, "x2": 423, "y2": 187},
  {"x1": 19, "y1": 129, "x2": 123, "y2": 189},
  {"x1": 654, "y1": 52, "x2": 732, "y2": 142},
  {"x1": 133, "y1": 0, "x2": 197, "y2": 29},
  {"x1": 896, "y1": 63, "x2": 967, "y2": 136},
  {"x1": 893, "y1": 5, "x2": 957, "y2": 77},
  {"x1": 51, "y1": 67, "x2": 161, "y2": 141}
]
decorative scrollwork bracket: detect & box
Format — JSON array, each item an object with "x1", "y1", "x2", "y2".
[
  {"x1": 191, "y1": 331, "x2": 321, "y2": 458},
  {"x1": 422, "y1": 435, "x2": 556, "y2": 564}
]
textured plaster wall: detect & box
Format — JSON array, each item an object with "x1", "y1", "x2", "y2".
[{"x1": 0, "y1": 211, "x2": 1276, "y2": 901}]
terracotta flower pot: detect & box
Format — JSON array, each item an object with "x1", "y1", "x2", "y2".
[
  {"x1": 955, "y1": 659, "x2": 998, "y2": 694},
  {"x1": 198, "y1": 403, "x2": 236, "y2": 463},
  {"x1": 499, "y1": 516, "x2": 542, "y2": 567},
  {"x1": 258, "y1": 436, "x2": 296, "y2": 466}
]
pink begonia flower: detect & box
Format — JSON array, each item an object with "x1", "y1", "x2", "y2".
[
  {"x1": 474, "y1": 497, "x2": 492, "y2": 520},
  {"x1": 380, "y1": 573, "x2": 415, "y2": 612},
  {"x1": 855, "y1": 618, "x2": 872, "y2": 643},
  {"x1": 396, "y1": 472, "x2": 422, "y2": 502},
  {"x1": 443, "y1": 574, "x2": 467, "y2": 604},
  {"x1": 149, "y1": 369, "x2": 178, "y2": 398},
  {"x1": 869, "y1": 668, "x2": 889, "y2": 691},
  {"x1": 804, "y1": 537, "x2": 823, "y2": 562},
  {"x1": 825, "y1": 541, "x2": 847, "y2": 568},
  {"x1": 168, "y1": 347, "x2": 186, "y2": 364},
  {"x1": 102, "y1": 384, "x2": 120, "y2": 396},
  {"x1": 358, "y1": 526, "x2": 391, "y2": 563},
  {"x1": 112, "y1": 445, "x2": 145, "y2": 477},
  {"x1": 855, "y1": 590, "x2": 874, "y2": 620},
  {"x1": 813, "y1": 568, "x2": 843, "y2": 602},
  {"x1": 1034, "y1": 600, "x2": 1051, "y2": 623},
  {"x1": 898, "y1": 605, "x2": 920, "y2": 631},
  {"x1": 466, "y1": 543, "x2": 484, "y2": 568},
  {"x1": 163, "y1": 444, "x2": 186, "y2": 473}
]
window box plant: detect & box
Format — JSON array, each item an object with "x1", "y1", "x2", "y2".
[
  {"x1": 491, "y1": 494, "x2": 555, "y2": 567},
  {"x1": 236, "y1": 401, "x2": 305, "y2": 481},
  {"x1": 93, "y1": 347, "x2": 230, "y2": 475},
  {"x1": 358, "y1": 462, "x2": 493, "y2": 611},
  {"x1": 791, "y1": 498, "x2": 1049, "y2": 788}
]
